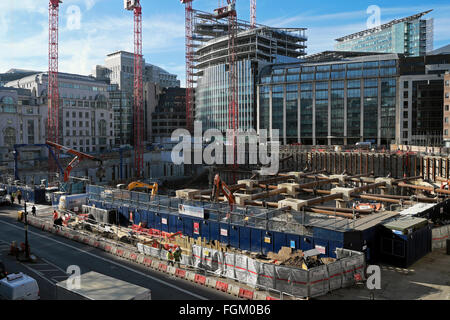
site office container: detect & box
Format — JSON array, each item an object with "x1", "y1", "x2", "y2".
[{"x1": 376, "y1": 224, "x2": 432, "y2": 268}]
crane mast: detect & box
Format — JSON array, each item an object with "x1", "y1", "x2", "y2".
[
  {"x1": 125, "y1": 0, "x2": 144, "y2": 178},
  {"x1": 181, "y1": 0, "x2": 195, "y2": 133},
  {"x1": 214, "y1": 1, "x2": 239, "y2": 180},
  {"x1": 48, "y1": 0, "x2": 62, "y2": 177},
  {"x1": 250, "y1": 0, "x2": 256, "y2": 28}
]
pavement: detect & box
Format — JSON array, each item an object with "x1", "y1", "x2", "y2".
[
  {"x1": 0, "y1": 204, "x2": 234, "y2": 300},
  {"x1": 317, "y1": 249, "x2": 450, "y2": 300}
]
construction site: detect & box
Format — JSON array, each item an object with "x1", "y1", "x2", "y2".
[{"x1": 0, "y1": 0, "x2": 449, "y2": 302}]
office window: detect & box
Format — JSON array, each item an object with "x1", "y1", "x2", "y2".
[{"x1": 404, "y1": 81, "x2": 409, "y2": 89}]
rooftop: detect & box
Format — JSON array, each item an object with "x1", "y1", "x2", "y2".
[{"x1": 335, "y1": 10, "x2": 433, "y2": 42}]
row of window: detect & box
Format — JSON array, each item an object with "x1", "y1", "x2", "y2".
[{"x1": 265, "y1": 68, "x2": 397, "y2": 83}]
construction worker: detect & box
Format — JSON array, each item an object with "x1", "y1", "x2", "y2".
[
  {"x1": 10, "y1": 192, "x2": 15, "y2": 204},
  {"x1": 173, "y1": 247, "x2": 182, "y2": 268},
  {"x1": 16, "y1": 190, "x2": 22, "y2": 205},
  {"x1": 167, "y1": 249, "x2": 175, "y2": 267},
  {"x1": 53, "y1": 210, "x2": 63, "y2": 229},
  {"x1": 31, "y1": 205, "x2": 36, "y2": 217}
]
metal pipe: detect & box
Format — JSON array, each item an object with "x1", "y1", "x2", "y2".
[
  {"x1": 300, "y1": 189, "x2": 332, "y2": 195},
  {"x1": 361, "y1": 193, "x2": 439, "y2": 203},
  {"x1": 398, "y1": 182, "x2": 450, "y2": 195},
  {"x1": 303, "y1": 207, "x2": 356, "y2": 219},
  {"x1": 248, "y1": 188, "x2": 288, "y2": 201},
  {"x1": 352, "y1": 181, "x2": 386, "y2": 194},
  {"x1": 356, "y1": 194, "x2": 413, "y2": 205},
  {"x1": 311, "y1": 205, "x2": 372, "y2": 214}
]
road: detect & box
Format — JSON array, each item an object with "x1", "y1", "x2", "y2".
[{"x1": 0, "y1": 205, "x2": 234, "y2": 300}]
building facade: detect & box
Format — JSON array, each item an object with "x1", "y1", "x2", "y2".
[
  {"x1": 257, "y1": 53, "x2": 399, "y2": 146},
  {"x1": 334, "y1": 11, "x2": 433, "y2": 57},
  {"x1": 0, "y1": 86, "x2": 45, "y2": 170},
  {"x1": 257, "y1": 51, "x2": 450, "y2": 147},
  {"x1": 444, "y1": 72, "x2": 450, "y2": 147},
  {"x1": 144, "y1": 64, "x2": 180, "y2": 88},
  {"x1": 6, "y1": 72, "x2": 114, "y2": 153},
  {"x1": 93, "y1": 51, "x2": 179, "y2": 145},
  {"x1": 151, "y1": 87, "x2": 186, "y2": 143},
  {"x1": 193, "y1": 13, "x2": 307, "y2": 133}
]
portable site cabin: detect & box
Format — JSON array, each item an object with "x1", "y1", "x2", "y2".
[{"x1": 378, "y1": 217, "x2": 431, "y2": 268}]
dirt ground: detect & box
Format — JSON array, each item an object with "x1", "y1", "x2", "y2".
[{"x1": 318, "y1": 249, "x2": 450, "y2": 300}]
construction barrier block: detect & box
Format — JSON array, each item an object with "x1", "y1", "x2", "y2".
[
  {"x1": 266, "y1": 296, "x2": 279, "y2": 301},
  {"x1": 88, "y1": 239, "x2": 95, "y2": 246},
  {"x1": 82, "y1": 237, "x2": 89, "y2": 244},
  {"x1": 238, "y1": 288, "x2": 254, "y2": 300},
  {"x1": 151, "y1": 260, "x2": 160, "y2": 269},
  {"x1": 194, "y1": 274, "x2": 206, "y2": 286},
  {"x1": 73, "y1": 235, "x2": 80, "y2": 242},
  {"x1": 136, "y1": 254, "x2": 145, "y2": 264},
  {"x1": 227, "y1": 284, "x2": 240, "y2": 297},
  {"x1": 104, "y1": 245, "x2": 112, "y2": 252},
  {"x1": 185, "y1": 271, "x2": 196, "y2": 282},
  {"x1": 159, "y1": 263, "x2": 168, "y2": 272},
  {"x1": 143, "y1": 257, "x2": 153, "y2": 267},
  {"x1": 168, "y1": 266, "x2": 177, "y2": 275},
  {"x1": 116, "y1": 249, "x2": 125, "y2": 257},
  {"x1": 110, "y1": 247, "x2": 118, "y2": 255},
  {"x1": 206, "y1": 278, "x2": 217, "y2": 288},
  {"x1": 93, "y1": 241, "x2": 100, "y2": 248},
  {"x1": 175, "y1": 269, "x2": 186, "y2": 278},
  {"x1": 124, "y1": 250, "x2": 133, "y2": 259},
  {"x1": 129, "y1": 253, "x2": 138, "y2": 261},
  {"x1": 215, "y1": 281, "x2": 229, "y2": 292}
]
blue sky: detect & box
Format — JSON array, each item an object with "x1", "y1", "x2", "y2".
[{"x1": 1, "y1": 0, "x2": 449, "y2": 86}]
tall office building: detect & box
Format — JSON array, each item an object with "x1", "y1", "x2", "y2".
[
  {"x1": 258, "y1": 52, "x2": 398, "y2": 146},
  {"x1": 257, "y1": 51, "x2": 450, "y2": 146},
  {"x1": 193, "y1": 11, "x2": 307, "y2": 133},
  {"x1": 335, "y1": 10, "x2": 434, "y2": 57},
  {"x1": 92, "y1": 52, "x2": 180, "y2": 145}
]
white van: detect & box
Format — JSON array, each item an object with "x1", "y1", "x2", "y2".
[{"x1": 0, "y1": 272, "x2": 40, "y2": 300}]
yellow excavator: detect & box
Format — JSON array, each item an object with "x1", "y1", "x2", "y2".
[{"x1": 127, "y1": 181, "x2": 158, "y2": 196}]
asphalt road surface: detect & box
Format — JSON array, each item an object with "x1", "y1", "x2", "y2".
[{"x1": 0, "y1": 205, "x2": 234, "y2": 300}]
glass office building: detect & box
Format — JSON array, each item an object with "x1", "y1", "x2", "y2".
[
  {"x1": 335, "y1": 11, "x2": 433, "y2": 57},
  {"x1": 193, "y1": 13, "x2": 307, "y2": 133},
  {"x1": 257, "y1": 53, "x2": 399, "y2": 146}
]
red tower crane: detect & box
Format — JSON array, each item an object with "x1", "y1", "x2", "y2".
[
  {"x1": 48, "y1": 0, "x2": 62, "y2": 176},
  {"x1": 181, "y1": 0, "x2": 195, "y2": 132},
  {"x1": 125, "y1": 0, "x2": 144, "y2": 178},
  {"x1": 250, "y1": 0, "x2": 256, "y2": 28}
]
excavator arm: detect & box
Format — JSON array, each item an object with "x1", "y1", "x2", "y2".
[
  {"x1": 46, "y1": 140, "x2": 104, "y2": 182},
  {"x1": 127, "y1": 181, "x2": 158, "y2": 196},
  {"x1": 211, "y1": 174, "x2": 236, "y2": 208}
]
